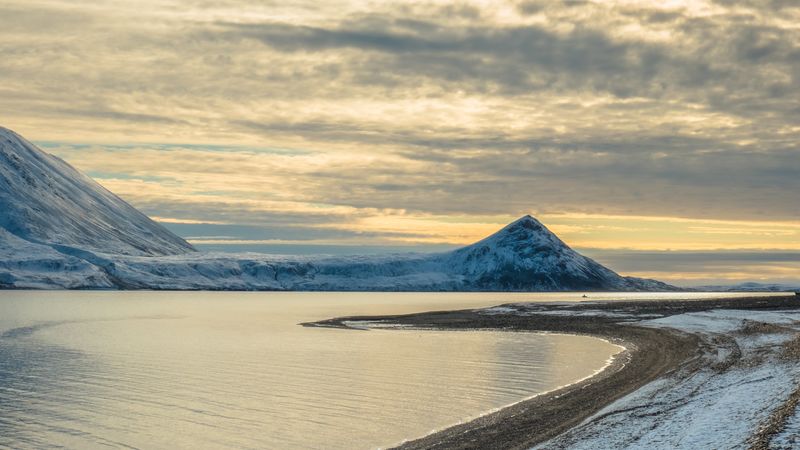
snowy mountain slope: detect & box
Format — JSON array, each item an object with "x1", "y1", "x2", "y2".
[
  {"x1": 441, "y1": 216, "x2": 635, "y2": 290},
  {"x1": 0, "y1": 212, "x2": 679, "y2": 291},
  {"x1": 0, "y1": 127, "x2": 194, "y2": 256},
  {"x1": 0, "y1": 126, "x2": 677, "y2": 291},
  {"x1": 0, "y1": 229, "x2": 112, "y2": 289},
  {"x1": 29, "y1": 216, "x2": 674, "y2": 291},
  {"x1": 73, "y1": 252, "x2": 449, "y2": 291}
]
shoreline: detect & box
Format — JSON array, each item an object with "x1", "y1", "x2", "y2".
[
  {"x1": 386, "y1": 332, "x2": 627, "y2": 449},
  {"x1": 305, "y1": 294, "x2": 800, "y2": 449}
]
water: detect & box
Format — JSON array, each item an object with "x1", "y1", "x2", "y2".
[{"x1": 0, "y1": 291, "x2": 779, "y2": 449}]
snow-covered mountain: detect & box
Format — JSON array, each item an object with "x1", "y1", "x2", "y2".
[
  {"x1": 41, "y1": 216, "x2": 674, "y2": 291},
  {"x1": 0, "y1": 126, "x2": 677, "y2": 291},
  {"x1": 442, "y1": 216, "x2": 669, "y2": 291},
  {"x1": 694, "y1": 282, "x2": 799, "y2": 293},
  {"x1": 0, "y1": 216, "x2": 676, "y2": 291},
  {"x1": 0, "y1": 127, "x2": 194, "y2": 256}
]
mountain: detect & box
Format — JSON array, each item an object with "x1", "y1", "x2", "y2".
[
  {"x1": 0, "y1": 127, "x2": 194, "y2": 256},
  {"x1": 443, "y1": 215, "x2": 653, "y2": 290},
  {"x1": 64, "y1": 219, "x2": 676, "y2": 291},
  {"x1": 1, "y1": 215, "x2": 676, "y2": 291},
  {"x1": 694, "y1": 282, "x2": 800, "y2": 293},
  {"x1": 0, "y1": 126, "x2": 677, "y2": 291}
]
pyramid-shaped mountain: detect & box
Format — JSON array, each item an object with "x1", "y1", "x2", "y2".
[{"x1": 443, "y1": 215, "x2": 640, "y2": 290}]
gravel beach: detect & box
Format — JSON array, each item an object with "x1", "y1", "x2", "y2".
[{"x1": 306, "y1": 294, "x2": 800, "y2": 449}]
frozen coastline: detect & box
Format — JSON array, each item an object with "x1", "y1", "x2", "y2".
[{"x1": 310, "y1": 295, "x2": 800, "y2": 449}]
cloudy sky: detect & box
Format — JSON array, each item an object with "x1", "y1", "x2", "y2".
[{"x1": 2, "y1": 0, "x2": 799, "y2": 285}]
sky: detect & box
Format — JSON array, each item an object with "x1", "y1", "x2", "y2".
[{"x1": 1, "y1": 0, "x2": 799, "y2": 285}]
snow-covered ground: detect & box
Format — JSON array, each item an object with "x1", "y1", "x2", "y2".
[
  {"x1": 534, "y1": 309, "x2": 800, "y2": 449},
  {"x1": 0, "y1": 229, "x2": 112, "y2": 289},
  {"x1": 774, "y1": 406, "x2": 800, "y2": 448}
]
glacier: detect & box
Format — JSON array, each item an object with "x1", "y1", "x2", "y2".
[{"x1": 0, "y1": 126, "x2": 677, "y2": 291}]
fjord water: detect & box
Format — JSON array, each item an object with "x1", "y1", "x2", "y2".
[{"x1": 0, "y1": 291, "x2": 775, "y2": 449}]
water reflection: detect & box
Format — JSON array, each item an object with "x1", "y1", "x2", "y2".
[{"x1": 0, "y1": 291, "x2": 696, "y2": 449}]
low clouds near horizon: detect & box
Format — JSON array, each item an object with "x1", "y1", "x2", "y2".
[{"x1": 1, "y1": 0, "x2": 799, "y2": 283}]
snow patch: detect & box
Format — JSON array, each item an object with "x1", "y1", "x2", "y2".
[{"x1": 534, "y1": 310, "x2": 800, "y2": 450}]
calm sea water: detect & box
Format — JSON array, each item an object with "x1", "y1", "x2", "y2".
[{"x1": 0, "y1": 291, "x2": 780, "y2": 449}]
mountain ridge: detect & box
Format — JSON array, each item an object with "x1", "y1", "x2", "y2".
[
  {"x1": 0, "y1": 126, "x2": 195, "y2": 256},
  {"x1": 0, "y1": 126, "x2": 678, "y2": 291}
]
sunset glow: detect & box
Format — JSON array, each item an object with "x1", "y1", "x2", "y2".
[{"x1": 2, "y1": 0, "x2": 798, "y2": 284}]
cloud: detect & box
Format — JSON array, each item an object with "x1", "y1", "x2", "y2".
[
  {"x1": 215, "y1": 17, "x2": 708, "y2": 100},
  {"x1": 0, "y1": 0, "x2": 799, "y2": 283}
]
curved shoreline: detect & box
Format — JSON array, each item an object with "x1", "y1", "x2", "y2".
[
  {"x1": 386, "y1": 333, "x2": 626, "y2": 449},
  {"x1": 305, "y1": 294, "x2": 800, "y2": 449}
]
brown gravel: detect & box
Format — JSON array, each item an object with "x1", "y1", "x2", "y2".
[
  {"x1": 737, "y1": 319, "x2": 792, "y2": 336},
  {"x1": 780, "y1": 333, "x2": 800, "y2": 361}
]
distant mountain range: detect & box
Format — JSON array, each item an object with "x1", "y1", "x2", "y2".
[
  {"x1": 0, "y1": 126, "x2": 677, "y2": 291},
  {"x1": 694, "y1": 282, "x2": 800, "y2": 293}
]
